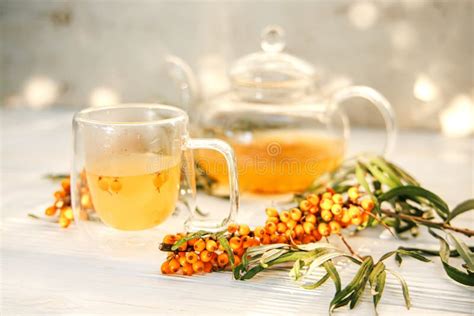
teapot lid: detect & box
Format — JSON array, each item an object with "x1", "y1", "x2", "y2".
[{"x1": 229, "y1": 25, "x2": 316, "y2": 103}]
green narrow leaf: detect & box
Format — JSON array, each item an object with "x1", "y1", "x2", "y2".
[
  {"x1": 447, "y1": 233, "x2": 474, "y2": 271},
  {"x1": 350, "y1": 261, "x2": 374, "y2": 309},
  {"x1": 446, "y1": 199, "x2": 474, "y2": 223},
  {"x1": 373, "y1": 271, "x2": 386, "y2": 308},
  {"x1": 323, "y1": 261, "x2": 341, "y2": 293},
  {"x1": 302, "y1": 273, "x2": 330, "y2": 289},
  {"x1": 386, "y1": 161, "x2": 420, "y2": 186},
  {"x1": 330, "y1": 257, "x2": 373, "y2": 313},
  {"x1": 379, "y1": 186, "x2": 450, "y2": 220},
  {"x1": 171, "y1": 230, "x2": 209, "y2": 250},
  {"x1": 289, "y1": 259, "x2": 304, "y2": 281},
  {"x1": 356, "y1": 163, "x2": 372, "y2": 195},
  {"x1": 370, "y1": 157, "x2": 403, "y2": 187},
  {"x1": 429, "y1": 229, "x2": 474, "y2": 287},
  {"x1": 386, "y1": 269, "x2": 411, "y2": 309},
  {"x1": 217, "y1": 235, "x2": 235, "y2": 267},
  {"x1": 366, "y1": 162, "x2": 399, "y2": 188}
]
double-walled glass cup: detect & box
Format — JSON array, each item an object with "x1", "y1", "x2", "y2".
[{"x1": 71, "y1": 104, "x2": 239, "y2": 251}]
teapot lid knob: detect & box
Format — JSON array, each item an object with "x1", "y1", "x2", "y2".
[{"x1": 261, "y1": 25, "x2": 286, "y2": 53}]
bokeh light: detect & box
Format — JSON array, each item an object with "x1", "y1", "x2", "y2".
[
  {"x1": 439, "y1": 94, "x2": 474, "y2": 137},
  {"x1": 413, "y1": 75, "x2": 439, "y2": 102},
  {"x1": 23, "y1": 76, "x2": 59, "y2": 109},
  {"x1": 348, "y1": 1, "x2": 379, "y2": 30},
  {"x1": 90, "y1": 87, "x2": 120, "y2": 107}
]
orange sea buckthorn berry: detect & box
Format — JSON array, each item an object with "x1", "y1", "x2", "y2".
[
  {"x1": 318, "y1": 222, "x2": 331, "y2": 236},
  {"x1": 332, "y1": 193, "x2": 344, "y2": 205},
  {"x1": 177, "y1": 241, "x2": 188, "y2": 252},
  {"x1": 348, "y1": 205, "x2": 362, "y2": 219},
  {"x1": 54, "y1": 190, "x2": 65, "y2": 200},
  {"x1": 234, "y1": 246, "x2": 245, "y2": 257},
  {"x1": 186, "y1": 252, "x2": 199, "y2": 264},
  {"x1": 239, "y1": 224, "x2": 251, "y2": 236},
  {"x1": 266, "y1": 216, "x2": 280, "y2": 224},
  {"x1": 193, "y1": 261, "x2": 205, "y2": 273},
  {"x1": 290, "y1": 208, "x2": 302, "y2": 221},
  {"x1": 351, "y1": 215, "x2": 363, "y2": 226},
  {"x1": 362, "y1": 212, "x2": 370, "y2": 224},
  {"x1": 294, "y1": 224, "x2": 304, "y2": 237},
  {"x1": 348, "y1": 187, "x2": 359, "y2": 200},
  {"x1": 303, "y1": 222, "x2": 315, "y2": 235},
  {"x1": 98, "y1": 176, "x2": 110, "y2": 191},
  {"x1": 169, "y1": 259, "x2": 181, "y2": 273},
  {"x1": 110, "y1": 179, "x2": 122, "y2": 193},
  {"x1": 163, "y1": 234, "x2": 176, "y2": 244},
  {"x1": 178, "y1": 256, "x2": 187, "y2": 266},
  {"x1": 203, "y1": 262, "x2": 213, "y2": 273},
  {"x1": 55, "y1": 200, "x2": 65, "y2": 209},
  {"x1": 265, "y1": 222, "x2": 277, "y2": 235},
  {"x1": 254, "y1": 226, "x2": 265, "y2": 238},
  {"x1": 299, "y1": 200, "x2": 311, "y2": 212},
  {"x1": 188, "y1": 238, "x2": 198, "y2": 246},
  {"x1": 321, "y1": 209, "x2": 333, "y2": 222},
  {"x1": 307, "y1": 194, "x2": 320, "y2": 206},
  {"x1": 286, "y1": 219, "x2": 297, "y2": 230},
  {"x1": 322, "y1": 192, "x2": 333, "y2": 200},
  {"x1": 302, "y1": 235, "x2": 316, "y2": 244},
  {"x1": 206, "y1": 239, "x2": 218, "y2": 252},
  {"x1": 229, "y1": 236, "x2": 242, "y2": 250},
  {"x1": 161, "y1": 261, "x2": 171, "y2": 274},
  {"x1": 331, "y1": 204, "x2": 342, "y2": 216},
  {"x1": 312, "y1": 229, "x2": 322, "y2": 241},
  {"x1": 227, "y1": 223, "x2": 239, "y2": 233},
  {"x1": 277, "y1": 222, "x2": 287, "y2": 234},
  {"x1": 242, "y1": 236, "x2": 253, "y2": 248},
  {"x1": 61, "y1": 178, "x2": 71, "y2": 191},
  {"x1": 45, "y1": 206, "x2": 57, "y2": 216},
  {"x1": 309, "y1": 206, "x2": 319, "y2": 214},
  {"x1": 233, "y1": 255, "x2": 241, "y2": 267},
  {"x1": 278, "y1": 234, "x2": 288, "y2": 244},
  {"x1": 285, "y1": 229, "x2": 296, "y2": 240},
  {"x1": 217, "y1": 253, "x2": 229, "y2": 267},
  {"x1": 320, "y1": 198, "x2": 333, "y2": 210},
  {"x1": 59, "y1": 217, "x2": 71, "y2": 228},
  {"x1": 329, "y1": 221, "x2": 341, "y2": 234},
  {"x1": 361, "y1": 199, "x2": 375, "y2": 212},
  {"x1": 80, "y1": 194, "x2": 92, "y2": 209},
  {"x1": 193, "y1": 239, "x2": 206, "y2": 252},
  {"x1": 305, "y1": 213, "x2": 317, "y2": 224},
  {"x1": 340, "y1": 210, "x2": 352, "y2": 225},
  {"x1": 265, "y1": 207, "x2": 279, "y2": 218},
  {"x1": 270, "y1": 234, "x2": 280, "y2": 244},
  {"x1": 252, "y1": 238, "x2": 261, "y2": 247},
  {"x1": 200, "y1": 250, "x2": 213, "y2": 263},
  {"x1": 182, "y1": 263, "x2": 194, "y2": 276},
  {"x1": 210, "y1": 253, "x2": 218, "y2": 266},
  {"x1": 261, "y1": 234, "x2": 271, "y2": 245},
  {"x1": 279, "y1": 211, "x2": 290, "y2": 223},
  {"x1": 61, "y1": 207, "x2": 74, "y2": 220}
]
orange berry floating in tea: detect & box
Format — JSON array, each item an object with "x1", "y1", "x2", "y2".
[{"x1": 86, "y1": 153, "x2": 181, "y2": 231}]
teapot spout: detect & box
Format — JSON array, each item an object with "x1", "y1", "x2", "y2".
[{"x1": 164, "y1": 55, "x2": 200, "y2": 113}]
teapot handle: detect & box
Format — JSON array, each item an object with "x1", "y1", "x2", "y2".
[{"x1": 331, "y1": 86, "x2": 397, "y2": 156}]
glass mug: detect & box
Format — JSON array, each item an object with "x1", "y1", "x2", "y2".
[{"x1": 71, "y1": 104, "x2": 239, "y2": 238}]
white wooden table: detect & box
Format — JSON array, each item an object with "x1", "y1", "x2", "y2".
[{"x1": 1, "y1": 109, "x2": 473, "y2": 315}]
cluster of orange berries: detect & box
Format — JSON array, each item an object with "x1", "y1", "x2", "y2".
[
  {"x1": 257, "y1": 187, "x2": 374, "y2": 243},
  {"x1": 44, "y1": 173, "x2": 94, "y2": 228},
  {"x1": 160, "y1": 224, "x2": 260, "y2": 276},
  {"x1": 160, "y1": 186, "x2": 375, "y2": 276}
]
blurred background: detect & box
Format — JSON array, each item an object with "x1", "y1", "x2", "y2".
[{"x1": 1, "y1": 0, "x2": 473, "y2": 136}]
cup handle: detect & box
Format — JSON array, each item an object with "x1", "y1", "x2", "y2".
[
  {"x1": 331, "y1": 86, "x2": 397, "y2": 156},
  {"x1": 183, "y1": 138, "x2": 239, "y2": 232}
]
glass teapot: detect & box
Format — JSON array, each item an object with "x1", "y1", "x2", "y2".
[{"x1": 167, "y1": 25, "x2": 396, "y2": 194}]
